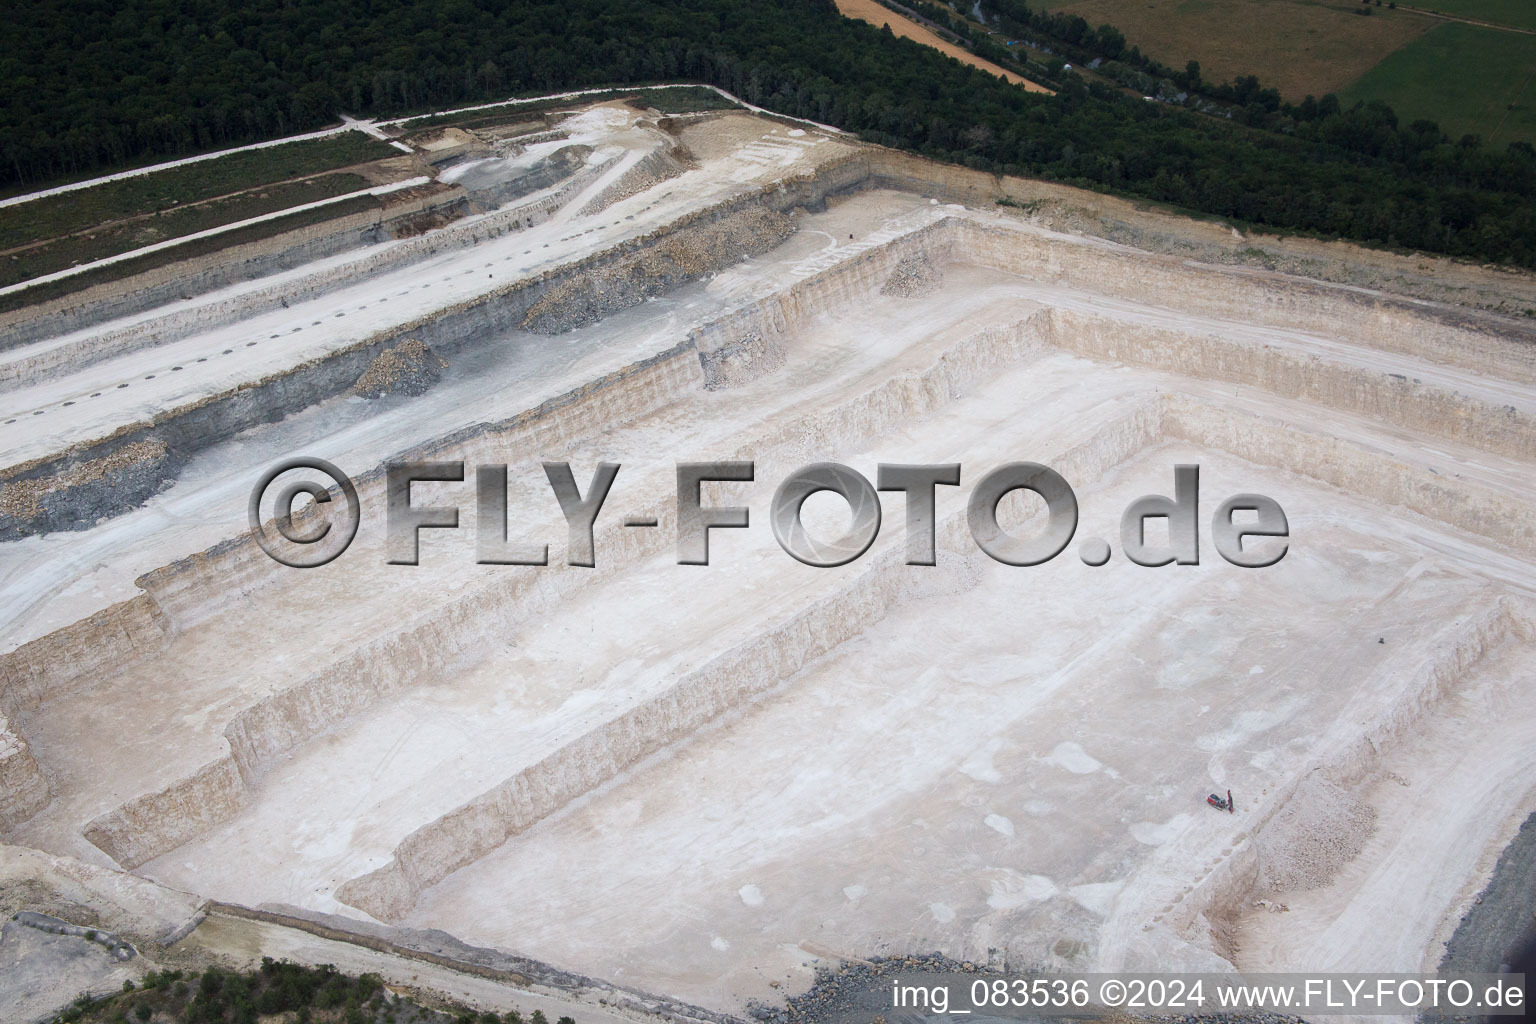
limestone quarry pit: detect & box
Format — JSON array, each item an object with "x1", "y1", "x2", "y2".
[{"x1": 2, "y1": 99, "x2": 1535, "y2": 1019}]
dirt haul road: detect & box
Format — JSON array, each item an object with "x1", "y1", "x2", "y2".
[{"x1": 835, "y1": 0, "x2": 1053, "y2": 91}]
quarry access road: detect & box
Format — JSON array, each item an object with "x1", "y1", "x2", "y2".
[
  {"x1": 0, "y1": 123, "x2": 369, "y2": 211},
  {"x1": 0, "y1": 176, "x2": 431, "y2": 299},
  {"x1": 0, "y1": 113, "x2": 853, "y2": 656}
]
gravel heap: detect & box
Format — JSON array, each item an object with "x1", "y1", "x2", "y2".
[
  {"x1": 880, "y1": 251, "x2": 943, "y2": 298},
  {"x1": 0, "y1": 438, "x2": 175, "y2": 538},
  {"x1": 353, "y1": 338, "x2": 448, "y2": 398}
]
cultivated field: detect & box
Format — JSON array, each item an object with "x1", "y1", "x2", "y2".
[
  {"x1": 1405, "y1": 0, "x2": 1536, "y2": 31},
  {"x1": 1341, "y1": 22, "x2": 1536, "y2": 145},
  {"x1": 1038, "y1": 0, "x2": 1428, "y2": 99},
  {"x1": 1038, "y1": 0, "x2": 1535, "y2": 145}
]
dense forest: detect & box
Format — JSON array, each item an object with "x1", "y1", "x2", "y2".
[{"x1": 3, "y1": 0, "x2": 1534, "y2": 266}]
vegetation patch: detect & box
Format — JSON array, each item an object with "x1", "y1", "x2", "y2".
[
  {"x1": 3, "y1": 1, "x2": 1534, "y2": 267},
  {"x1": 48, "y1": 959, "x2": 582, "y2": 1024},
  {"x1": 627, "y1": 86, "x2": 742, "y2": 113}
]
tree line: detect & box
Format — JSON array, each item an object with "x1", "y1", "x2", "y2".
[{"x1": 2, "y1": 0, "x2": 1532, "y2": 266}]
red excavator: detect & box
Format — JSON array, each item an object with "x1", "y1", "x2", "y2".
[{"x1": 1207, "y1": 789, "x2": 1234, "y2": 813}]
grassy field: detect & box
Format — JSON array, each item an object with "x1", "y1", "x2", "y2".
[
  {"x1": 1, "y1": 87, "x2": 737, "y2": 295},
  {"x1": 632, "y1": 85, "x2": 745, "y2": 113},
  {"x1": 1038, "y1": 0, "x2": 1430, "y2": 99},
  {"x1": 0, "y1": 133, "x2": 397, "y2": 242},
  {"x1": 1407, "y1": 1, "x2": 1536, "y2": 31},
  {"x1": 1340, "y1": 21, "x2": 1536, "y2": 144}
]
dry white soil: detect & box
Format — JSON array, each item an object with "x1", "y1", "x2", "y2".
[{"x1": 2, "y1": 103, "x2": 1534, "y2": 1017}]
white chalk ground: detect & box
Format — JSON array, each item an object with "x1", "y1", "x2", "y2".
[
  {"x1": 4, "y1": 104, "x2": 1536, "y2": 1016},
  {"x1": 393, "y1": 457, "x2": 1529, "y2": 1008},
  {"x1": 0, "y1": 107, "x2": 841, "y2": 467},
  {"x1": 61, "y1": 263, "x2": 1536, "y2": 1009},
  {"x1": 1232, "y1": 638, "x2": 1536, "y2": 972},
  {"x1": 0, "y1": 110, "x2": 862, "y2": 650},
  {"x1": 9, "y1": 259, "x2": 1045, "y2": 861}
]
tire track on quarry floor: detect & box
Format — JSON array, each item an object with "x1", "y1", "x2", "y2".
[
  {"x1": 0, "y1": 114, "x2": 846, "y2": 462},
  {"x1": 1394, "y1": 6, "x2": 1536, "y2": 35}
]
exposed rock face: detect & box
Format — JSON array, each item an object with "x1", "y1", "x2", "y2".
[
  {"x1": 0, "y1": 716, "x2": 49, "y2": 830},
  {"x1": 519, "y1": 206, "x2": 794, "y2": 334},
  {"x1": 0, "y1": 192, "x2": 815, "y2": 542},
  {"x1": 880, "y1": 250, "x2": 943, "y2": 297},
  {"x1": 0, "y1": 438, "x2": 177, "y2": 540},
  {"x1": 576, "y1": 145, "x2": 689, "y2": 217},
  {"x1": 353, "y1": 339, "x2": 448, "y2": 399},
  {"x1": 84, "y1": 757, "x2": 248, "y2": 870}
]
